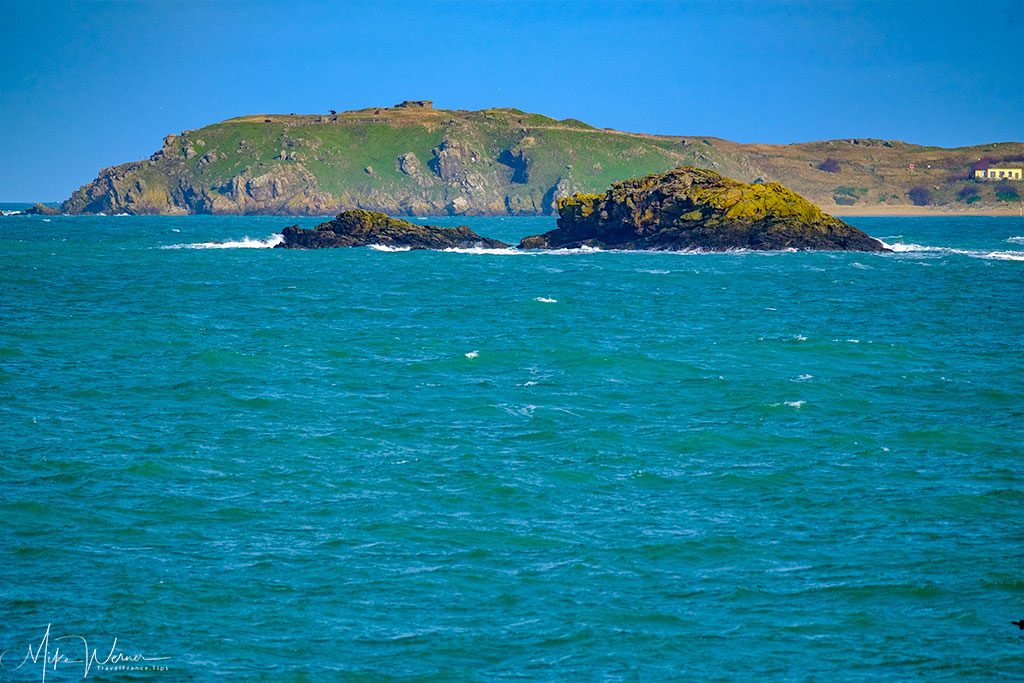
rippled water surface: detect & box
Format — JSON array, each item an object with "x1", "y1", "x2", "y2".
[{"x1": 1, "y1": 214, "x2": 1023, "y2": 680}]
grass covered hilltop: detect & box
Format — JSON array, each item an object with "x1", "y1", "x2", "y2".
[{"x1": 63, "y1": 101, "x2": 1024, "y2": 216}]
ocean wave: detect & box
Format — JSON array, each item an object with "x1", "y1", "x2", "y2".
[
  {"x1": 534, "y1": 297, "x2": 557, "y2": 303},
  {"x1": 368, "y1": 244, "x2": 412, "y2": 252},
  {"x1": 770, "y1": 400, "x2": 806, "y2": 408},
  {"x1": 161, "y1": 234, "x2": 284, "y2": 249},
  {"x1": 882, "y1": 241, "x2": 1024, "y2": 262},
  {"x1": 1, "y1": 210, "x2": 24, "y2": 216},
  {"x1": 442, "y1": 245, "x2": 606, "y2": 255},
  {"x1": 442, "y1": 246, "x2": 523, "y2": 255},
  {"x1": 1007, "y1": 236, "x2": 1024, "y2": 244}
]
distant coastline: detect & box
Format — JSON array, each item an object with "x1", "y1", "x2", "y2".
[
  {"x1": 5, "y1": 206, "x2": 1022, "y2": 218},
  {"x1": 831, "y1": 205, "x2": 1024, "y2": 217},
  {"x1": 56, "y1": 103, "x2": 1024, "y2": 218}
]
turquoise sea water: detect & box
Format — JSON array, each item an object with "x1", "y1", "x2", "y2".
[{"x1": 1, "y1": 212, "x2": 1023, "y2": 680}]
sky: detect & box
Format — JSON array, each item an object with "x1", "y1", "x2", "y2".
[{"x1": 1, "y1": 0, "x2": 1021, "y2": 201}]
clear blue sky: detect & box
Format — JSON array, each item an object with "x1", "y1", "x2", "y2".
[{"x1": 2, "y1": 0, "x2": 1021, "y2": 201}]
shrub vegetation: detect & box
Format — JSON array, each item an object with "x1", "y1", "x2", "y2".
[
  {"x1": 908, "y1": 187, "x2": 932, "y2": 206},
  {"x1": 817, "y1": 158, "x2": 841, "y2": 173}
]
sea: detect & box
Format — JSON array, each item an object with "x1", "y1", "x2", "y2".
[{"x1": 1, "y1": 209, "x2": 1022, "y2": 680}]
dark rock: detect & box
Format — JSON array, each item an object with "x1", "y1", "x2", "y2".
[
  {"x1": 24, "y1": 203, "x2": 61, "y2": 215},
  {"x1": 518, "y1": 166, "x2": 887, "y2": 252},
  {"x1": 276, "y1": 209, "x2": 509, "y2": 250}
]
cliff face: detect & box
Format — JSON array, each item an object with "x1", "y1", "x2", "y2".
[
  {"x1": 63, "y1": 107, "x2": 705, "y2": 216},
  {"x1": 518, "y1": 167, "x2": 886, "y2": 252},
  {"x1": 62, "y1": 105, "x2": 1024, "y2": 216}
]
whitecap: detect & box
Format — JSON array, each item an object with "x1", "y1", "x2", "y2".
[
  {"x1": 534, "y1": 297, "x2": 557, "y2": 303},
  {"x1": 793, "y1": 374, "x2": 813, "y2": 381},
  {"x1": 368, "y1": 243, "x2": 412, "y2": 252},
  {"x1": 162, "y1": 234, "x2": 284, "y2": 249},
  {"x1": 785, "y1": 400, "x2": 805, "y2": 408},
  {"x1": 1007, "y1": 236, "x2": 1024, "y2": 244},
  {"x1": 986, "y1": 251, "x2": 1024, "y2": 261},
  {"x1": 442, "y1": 246, "x2": 523, "y2": 255},
  {"x1": 465, "y1": 350, "x2": 479, "y2": 359},
  {"x1": 532, "y1": 245, "x2": 607, "y2": 255},
  {"x1": 882, "y1": 241, "x2": 1024, "y2": 262}
]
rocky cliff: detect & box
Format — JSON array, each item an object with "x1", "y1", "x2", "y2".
[
  {"x1": 62, "y1": 104, "x2": 1024, "y2": 216},
  {"x1": 518, "y1": 167, "x2": 886, "y2": 251}
]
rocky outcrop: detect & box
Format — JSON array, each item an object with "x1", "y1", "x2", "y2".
[
  {"x1": 518, "y1": 166, "x2": 886, "y2": 251},
  {"x1": 24, "y1": 203, "x2": 62, "y2": 215},
  {"x1": 276, "y1": 209, "x2": 509, "y2": 250}
]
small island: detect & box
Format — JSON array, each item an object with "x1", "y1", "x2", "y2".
[
  {"x1": 275, "y1": 168, "x2": 886, "y2": 252},
  {"x1": 519, "y1": 166, "x2": 887, "y2": 252},
  {"x1": 276, "y1": 209, "x2": 509, "y2": 250}
]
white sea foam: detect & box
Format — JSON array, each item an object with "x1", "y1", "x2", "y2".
[
  {"x1": 882, "y1": 241, "x2": 1024, "y2": 262},
  {"x1": 1, "y1": 210, "x2": 23, "y2": 216},
  {"x1": 986, "y1": 251, "x2": 1024, "y2": 261},
  {"x1": 171, "y1": 228, "x2": 181, "y2": 233},
  {"x1": 162, "y1": 234, "x2": 284, "y2": 249},
  {"x1": 534, "y1": 297, "x2": 557, "y2": 303},
  {"x1": 465, "y1": 350, "x2": 479, "y2": 359},
  {"x1": 521, "y1": 245, "x2": 607, "y2": 255},
  {"x1": 368, "y1": 243, "x2": 412, "y2": 252},
  {"x1": 1007, "y1": 236, "x2": 1024, "y2": 244},
  {"x1": 442, "y1": 246, "x2": 523, "y2": 255},
  {"x1": 785, "y1": 400, "x2": 806, "y2": 408},
  {"x1": 793, "y1": 374, "x2": 813, "y2": 381}
]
